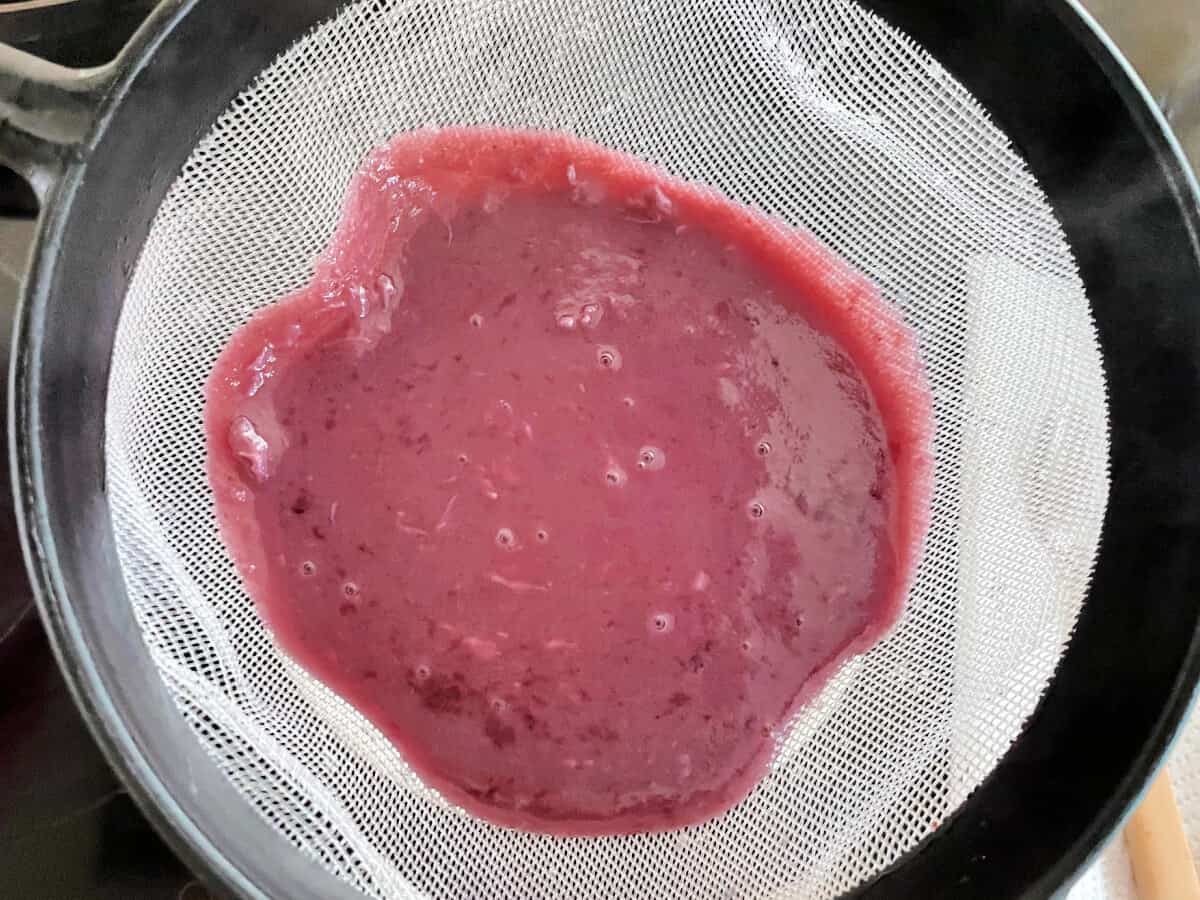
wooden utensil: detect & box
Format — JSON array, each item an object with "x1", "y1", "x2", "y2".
[{"x1": 1126, "y1": 770, "x2": 1200, "y2": 899}]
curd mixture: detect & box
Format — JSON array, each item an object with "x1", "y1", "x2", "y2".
[{"x1": 206, "y1": 128, "x2": 932, "y2": 835}]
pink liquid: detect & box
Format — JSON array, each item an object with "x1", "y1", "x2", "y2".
[{"x1": 206, "y1": 129, "x2": 932, "y2": 835}]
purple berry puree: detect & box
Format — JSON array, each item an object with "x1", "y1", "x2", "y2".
[{"x1": 206, "y1": 128, "x2": 933, "y2": 835}]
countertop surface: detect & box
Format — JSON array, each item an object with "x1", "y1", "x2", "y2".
[{"x1": 0, "y1": 3, "x2": 1196, "y2": 899}]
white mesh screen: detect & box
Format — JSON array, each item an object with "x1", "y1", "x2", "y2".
[{"x1": 105, "y1": 0, "x2": 1110, "y2": 896}]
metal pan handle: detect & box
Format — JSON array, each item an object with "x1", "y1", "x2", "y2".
[
  {"x1": 0, "y1": 1, "x2": 180, "y2": 203},
  {"x1": 0, "y1": 43, "x2": 115, "y2": 202}
]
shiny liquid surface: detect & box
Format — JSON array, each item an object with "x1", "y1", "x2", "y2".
[{"x1": 206, "y1": 129, "x2": 931, "y2": 835}]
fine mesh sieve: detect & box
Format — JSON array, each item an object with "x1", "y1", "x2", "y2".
[
  {"x1": 106, "y1": 1, "x2": 1106, "y2": 897},
  {"x1": 7, "y1": 1, "x2": 1200, "y2": 899}
]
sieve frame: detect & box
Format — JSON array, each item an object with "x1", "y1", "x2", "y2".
[{"x1": 5, "y1": 1, "x2": 1200, "y2": 898}]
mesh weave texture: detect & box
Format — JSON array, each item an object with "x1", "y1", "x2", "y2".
[{"x1": 106, "y1": 0, "x2": 1110, "y2": 896}]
